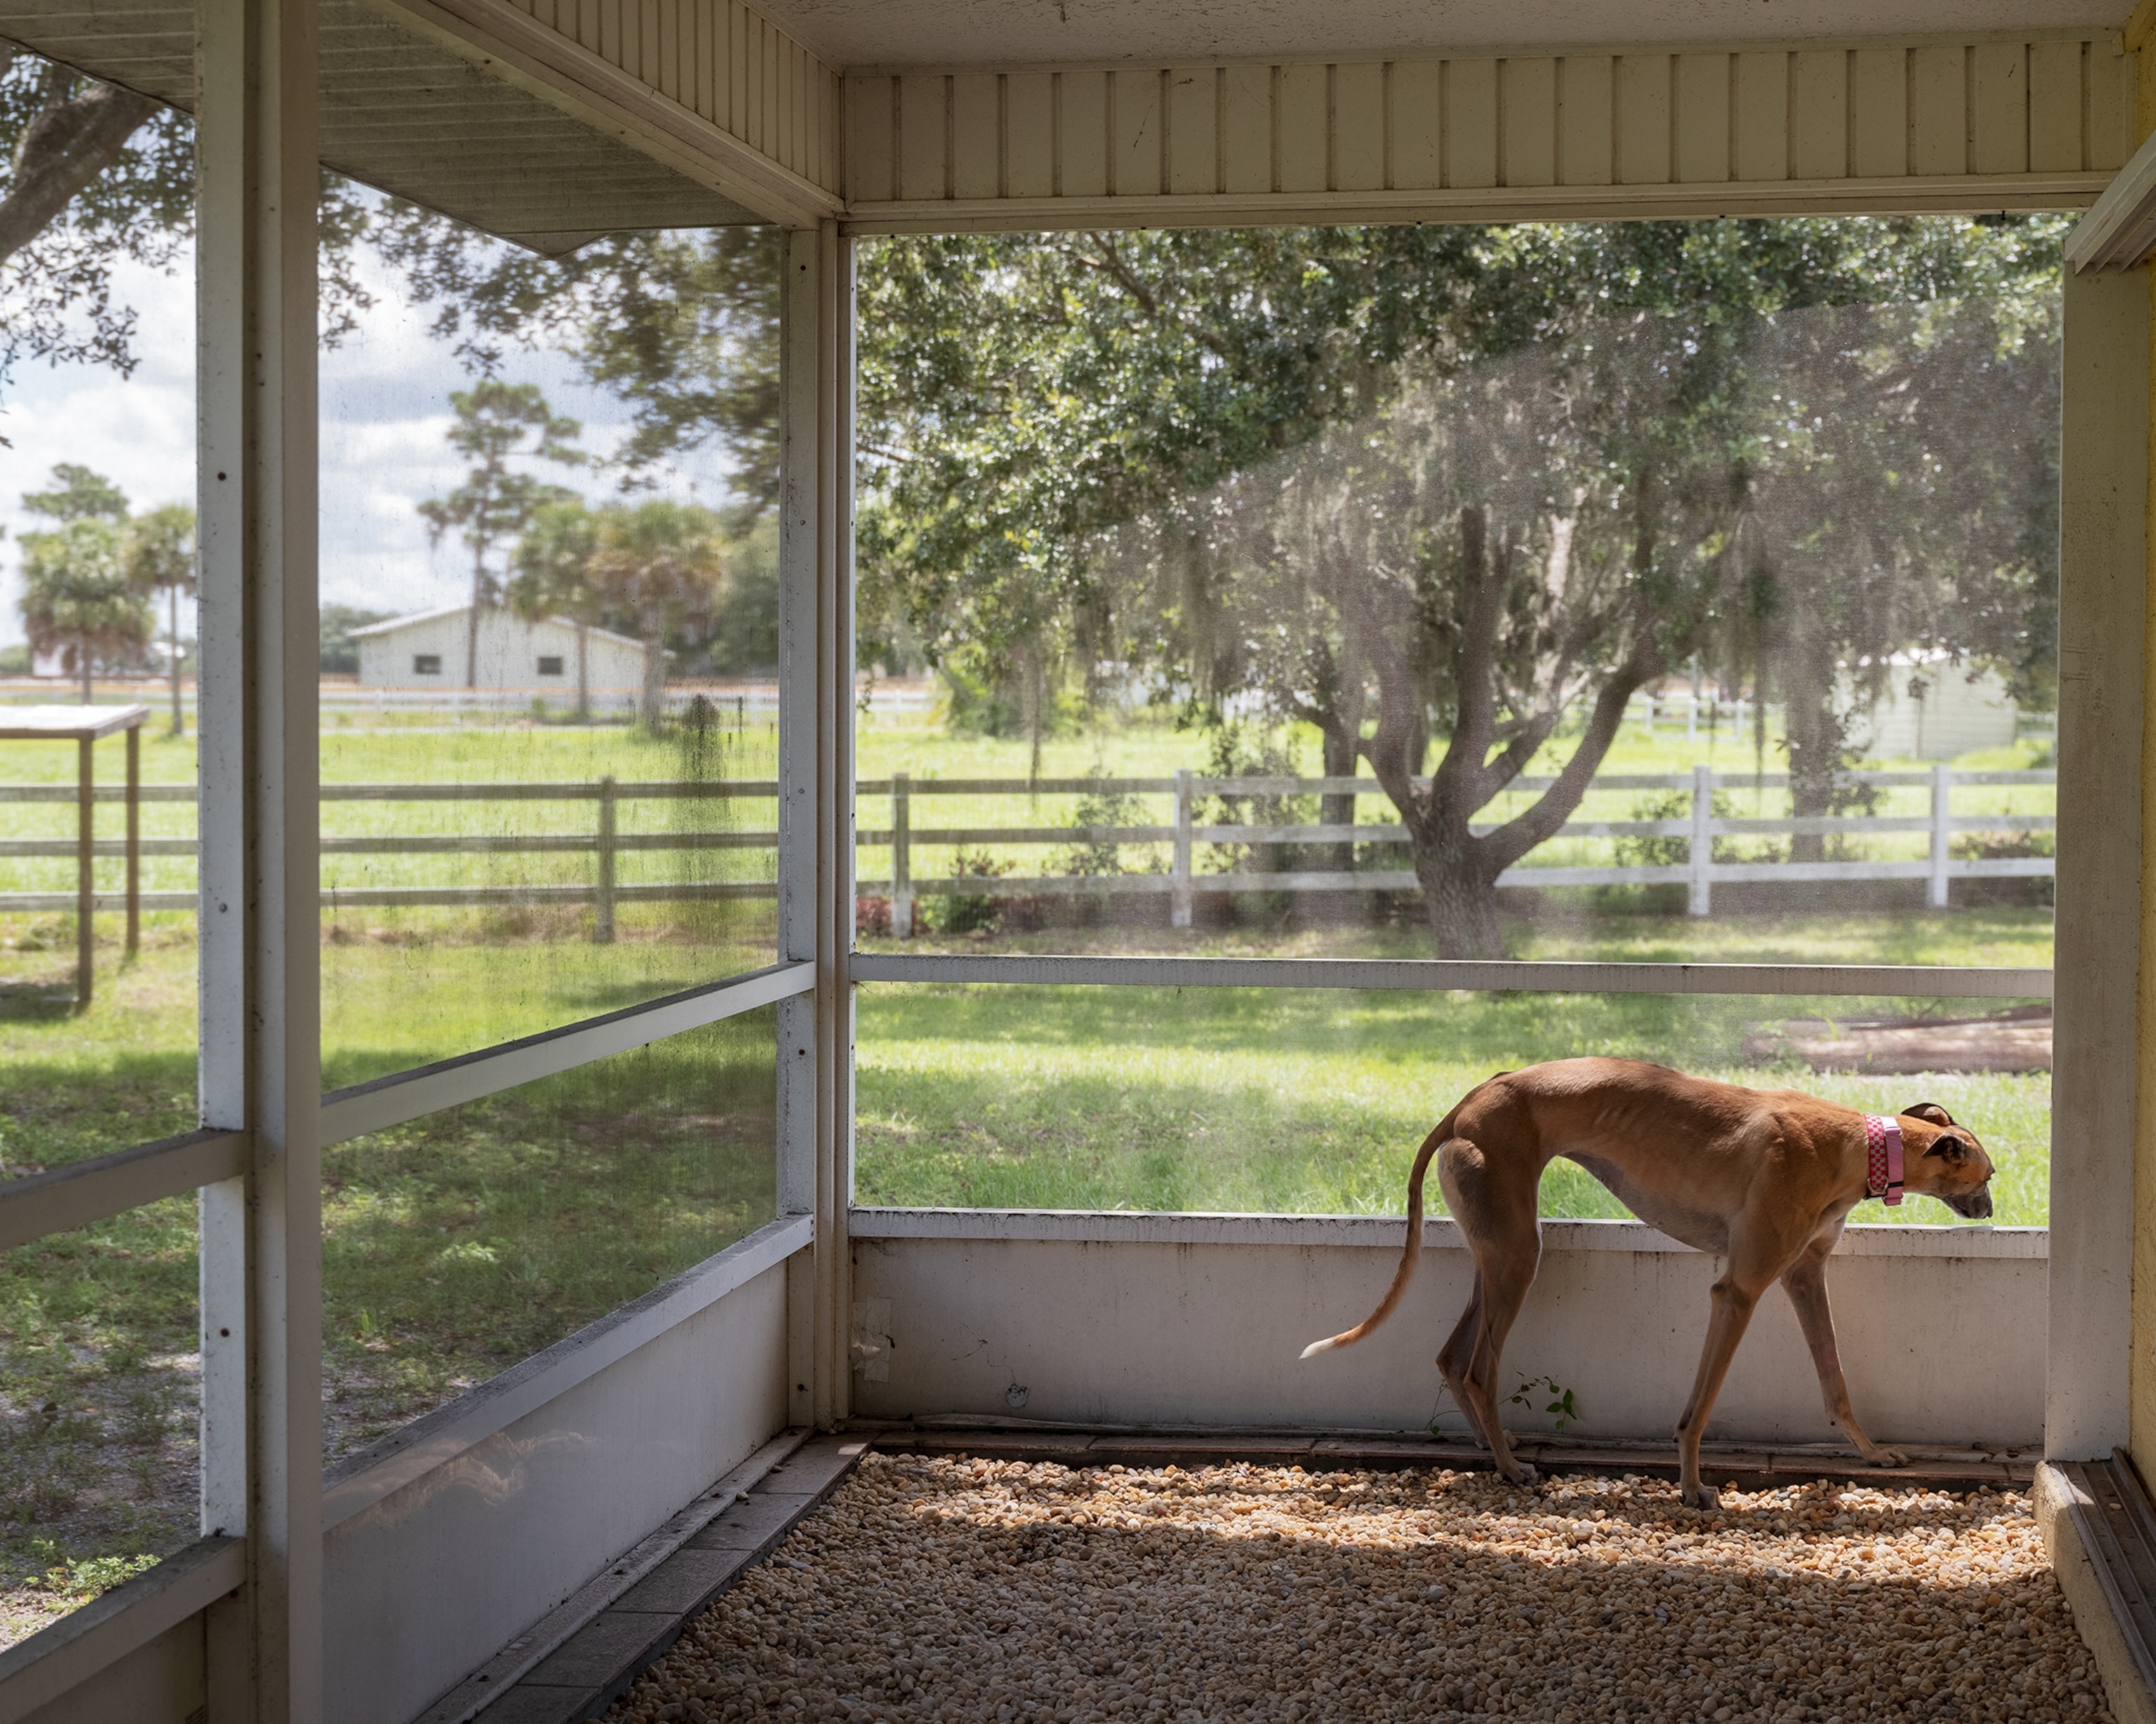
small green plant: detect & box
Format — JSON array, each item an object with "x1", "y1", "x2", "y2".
[
  {"x1": 933, "y1": 848, "x2": 1011, "y2": 935},
  {"x1": 34, "y1": 1548, "x2": 160, "y2": 1601},
  {"x1": 1202, "y1": 723, "x2": 1312, "y2": 875},
  {"x1": 1053, "y1": 790, "x2": 1152, "y2": 878},
  {"x1": 1508, "y1": 1375, "x2": 1581, "y2": 1431},
  {"x1": 117, "y1": 1383, "x2": 173, "y2": 1446}
]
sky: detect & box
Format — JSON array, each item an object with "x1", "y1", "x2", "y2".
[{"x1": 0, "y1": 243, "x2": 725, "y2": 648}]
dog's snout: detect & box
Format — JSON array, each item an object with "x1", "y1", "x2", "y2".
[{"x1": 1947, "y1": 1187, "x2": 1993, "y2": 1220}]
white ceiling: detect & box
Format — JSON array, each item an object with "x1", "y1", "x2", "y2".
[{"x1": 756, "y1": 0, "x2": 2128, "y2": 71}]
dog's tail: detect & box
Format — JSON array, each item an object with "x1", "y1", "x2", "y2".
[{"x1": 1299, "y1": 1117, "x2": 1451, "y2": 1360}]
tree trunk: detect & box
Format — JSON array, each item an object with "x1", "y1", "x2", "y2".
[
  {"x1": 640, "y1": 631, "x2": 665, "y2": 730},
  {"x1": 1781, "y1": 622, "x2": 1843, "y2": 865},
  {"x1": 79, "y1": 639, "x2": 92, "y2": 703},
  {"x1": 575, "y1": 619, "x2": 590, "y2": 723},
  {"x1": 168, "y1": 584, "x2": 184, "y2": 735},
  {"x1": 467, "y1": 547, "x2": 484, "y2": 689},
  {"x1": 1411, "y1": 824, "x2": 1505, "y2": 959},
  {"x1": 1317, "y1": 719, "x2": 1357, "y2": 874}
]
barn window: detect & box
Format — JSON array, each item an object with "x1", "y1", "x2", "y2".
[
  {"x1": 537, "y1": 655, "x2": 565, "y2": 676},
  {"x1": 413, "y1": 653, "x2": 442, "y2": 675}
]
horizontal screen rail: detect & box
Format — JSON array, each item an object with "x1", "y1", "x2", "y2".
[
  {"x1": 319, "y1": 960, "x2": 813, "y2": 1145},
  {"x1": 0, "y1": 1129, "x2": 247, "y2": 1252},
  {"x1": 849, "y1": 953, "x2": 2054, "y2": 1000},
  {"x1": 0, "y1": 1535, "x2": 244, "y2": 1724}
]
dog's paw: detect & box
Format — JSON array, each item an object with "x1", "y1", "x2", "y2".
[
  {"x1": 1868, "y1": 1448, "x2": 1911, "y2": 1470},
  {"x1": 1682, "y1": 1484, "x2": 1720, "y2": 1511},
  {"x1": 1503, "y1": 1462, "x2": 1540, "y2": 1488}
]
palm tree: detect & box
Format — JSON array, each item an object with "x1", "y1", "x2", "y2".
[
  {"x1": 508, "y1": 499, "x2": 602, "y2": 722},
  {"x1": 588, "y1": 501, "x2": 724, "y2": 730},
  {"x1": 124, "y1": 503, "x2": 197, "y2": 734},
  {"x1": 418, "y1": 382, "x2": 583, "y2": 688},
  {"x1": 20, "y1": 518, "x2": 151, "y2": 701}
]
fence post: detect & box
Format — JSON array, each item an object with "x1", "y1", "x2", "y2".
[
  {"x1": 595, "y1": 774, "x2": 617, "y2": 943},
  {"x1": 125, "y1": 721, "x2": 140, "y2": 958},
  {"x1": 1688, "y1": 763, "x2": 1713, "y2": 918},
  {"x1": 1929, "y1": 762, "x2": 1952, "y2": 911},
  {"x1": 1172, "y1": 768, "x2": 1194, "y2": 930},
  {"x1": 891, "y1": 771, "x2": 913, "y2": 938}
]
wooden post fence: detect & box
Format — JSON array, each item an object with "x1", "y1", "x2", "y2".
[
  {"x1": 1171, "y1": 768, "x2": 1195, "y2": 930},
  {"x1": 594, "y1": 774, "x2": 618, "y2": 943},
  {"x1": 1688, "y1": 764, "x2": 1714, "y2": 918},
  {"x1": 1930, "y1": 761, "x2": 1953, "y2": 910},
  {"x1": 891, "y1": 772, "x2": 914, "y2": 937}
]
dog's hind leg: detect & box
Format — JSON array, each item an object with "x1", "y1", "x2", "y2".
[
  {"x1": 1781, "y1": 1244, "x2": 1908, "y2": 1470},
  {"x1": 1439, "y1": 1137, "x2": 1543, "y2": 1487},
  {"x1": 1435, "y1": 1277, "x2": 1493, "y2": 1450}
]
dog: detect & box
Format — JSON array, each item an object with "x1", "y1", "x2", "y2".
[{"x1": 1300, "y1": 1057, "x2": 1995, "y2": 1509}]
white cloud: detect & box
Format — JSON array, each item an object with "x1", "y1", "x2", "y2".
[{"x1": 1, "y1": 237, "x2": 740, "y2": 644}]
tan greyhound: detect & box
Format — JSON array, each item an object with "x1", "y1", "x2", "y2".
[{"x1": 1300, "y1": 1057, "x2": 1995, "y2": 1509}]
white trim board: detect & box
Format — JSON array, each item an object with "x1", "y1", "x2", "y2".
[{"x1": 848, "y1": 1207, "x2": 2049, "y2": 1257}]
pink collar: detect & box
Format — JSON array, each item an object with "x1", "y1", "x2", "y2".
[{"x1": 1863, "y1": 1116, "x2": 1904, "y2": 1206}]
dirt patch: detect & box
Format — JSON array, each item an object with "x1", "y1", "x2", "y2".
[
  {"x1": 1747, "y1": 1011, "x2": 2051, "y2": 1075},
  {"x1": 606, "y1": 1455, "x2": 2100, "y2": 1724}
]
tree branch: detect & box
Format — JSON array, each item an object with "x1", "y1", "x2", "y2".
[{"x1": 0, "y1": 74, "x2": 160, "y2": 268}]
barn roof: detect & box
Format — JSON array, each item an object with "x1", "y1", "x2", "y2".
[{"x1": 350, "y1": 603, "x2": 646, "y2": 653}]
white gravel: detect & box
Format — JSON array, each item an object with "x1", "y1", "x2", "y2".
[{"x1": 603, "y1": 1454, "x2": 2107, "y2": 1724}]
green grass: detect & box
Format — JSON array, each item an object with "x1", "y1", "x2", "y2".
[{"x1": 854, "y1": 979, "x2": 2050, "y2": 1225}]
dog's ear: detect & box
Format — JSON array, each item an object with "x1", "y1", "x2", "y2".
[
  {"x1": 1923, "y1": 1133, "x2": 1971, "y2": 1163},
  {"x1": 1900, "y1": 1102, "x2": 1955, "y2": 1128}
]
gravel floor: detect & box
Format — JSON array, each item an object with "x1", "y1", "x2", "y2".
[{"x1": 602, "y1": 1454, "x2": 2107, "y2": 1724}]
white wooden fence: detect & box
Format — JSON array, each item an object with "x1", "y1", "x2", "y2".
[
  {"x1": 870, "y1": 764, "x2": 2056, "y2": 935},
  {"x1": 0, "y1": 766, "x2": 2053, "y2": 934}
]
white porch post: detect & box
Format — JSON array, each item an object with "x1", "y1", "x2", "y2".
[
  {"x1": 195, "y1": 0, "x2": 324, "y2": 1712},
  {"x1": 778, "y1": 220, "x2": 856, "y2": 1431},
  {"x1": 2048, "y1": 263, "x2": 2147, "y2": 1462}
]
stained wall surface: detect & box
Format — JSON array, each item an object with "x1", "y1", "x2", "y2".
[{"x1": 851, "y1": 1216, "x2": 2047, "y2": 1450}]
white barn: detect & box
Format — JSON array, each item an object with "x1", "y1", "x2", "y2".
[
  {"x1": 1840, "y1": 652, "x2": 2023, "y2": 761},
  {"x1": 350, "y1": 603, "x2": 648, "y2": 690}
]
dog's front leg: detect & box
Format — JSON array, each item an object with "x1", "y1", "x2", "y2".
[
  {"x1": 1781, "y1": 1250, "x2": 1909, "y2": 1470},
  {"x1": 1673, "y1": 1260, "x2": 1774, "y2": 1510}
]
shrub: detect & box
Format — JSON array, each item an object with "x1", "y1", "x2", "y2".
[
  {"x1": 933, "y1": 848, "x2": 1012, "y2": 935},
  {"x1": 1052, "y1": 790, "x2": 1155, "y2": 878}
]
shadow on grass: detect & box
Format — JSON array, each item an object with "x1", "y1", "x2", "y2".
[
  {"x1": 0, "y1": 1053, "x2": 200, "y2": 1177},
  {"x1": 0, "y1": 980, "x2": 78, "y2": 1024}
]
